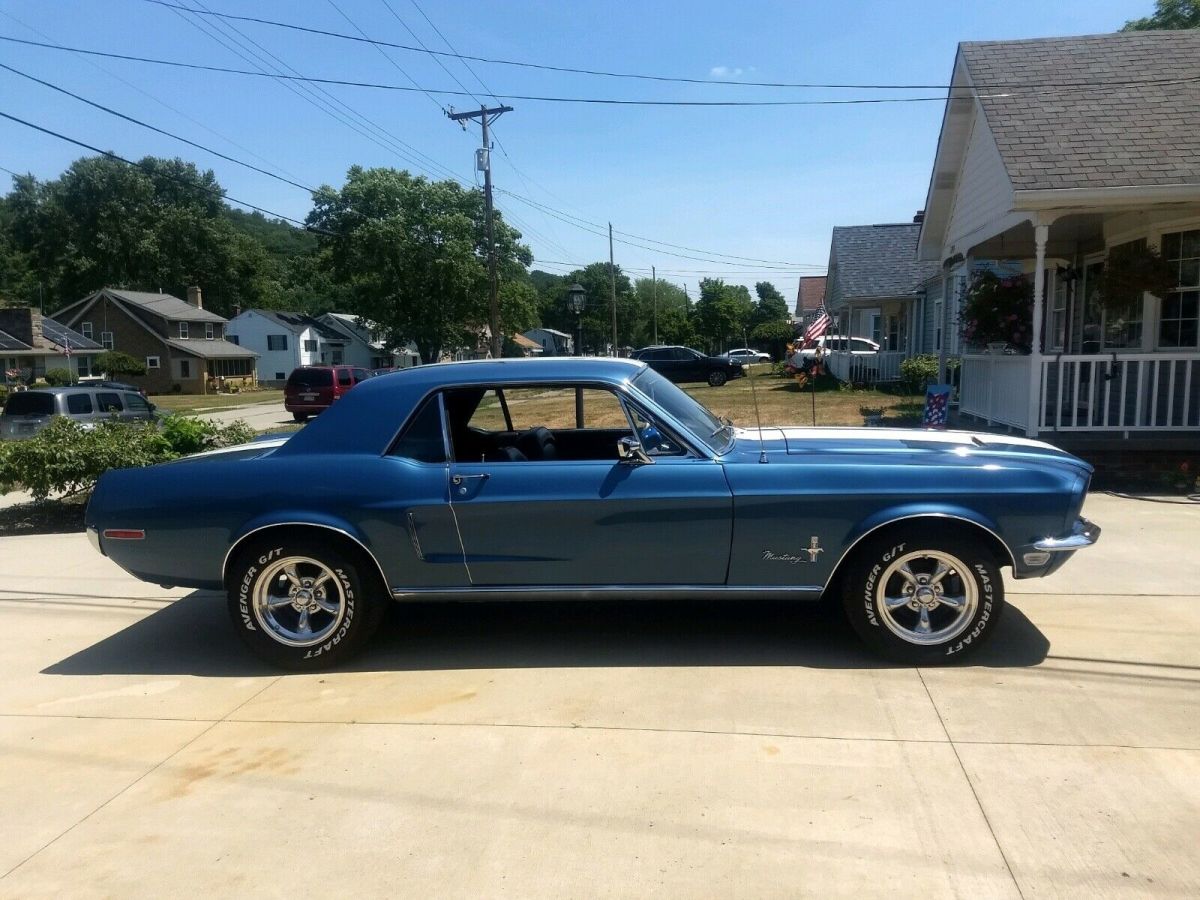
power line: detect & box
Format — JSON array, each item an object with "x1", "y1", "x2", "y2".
[
  {"x1": 138, "y1": 1, "x2": 1200, "y2": 92},
  {"x1": 0, "y1": 62, "x2": 316, "y2": 194},
  {"x1": 0, "y1": 8, "x2": 305, "y2": 184},
  {"x1": 0, "y1": 37, "x2": 962, "y2": 106},
  {"x1": 378, "y1": 0, "x2": 483, "y2": 106},
  {"x1": 325, "y1": 0, "x2": 447, "y2": 111},
  {"x1": 406, "y1": 0, "x2": 499, "y2": 103},
  {"x1": 0, "y1": 109, "x2": 312, "y2": 227},
  {"x1": 169, "y1": 0, "x2": 467, "y2": 183}
]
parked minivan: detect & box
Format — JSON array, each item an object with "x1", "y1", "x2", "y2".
[
  {"x1": 0, "y1": 386, "x2": 156, "y2": 441},
  {"x1": 284, "y1": 365, "x2": 371, "y2": 422}
]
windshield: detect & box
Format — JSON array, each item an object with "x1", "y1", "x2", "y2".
[{"x1": 630, "y1": 367, "x2": 732, "y2": 455}]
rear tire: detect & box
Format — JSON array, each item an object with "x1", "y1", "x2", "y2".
[
  {"x1": 226, "y1": 535, "x2": 387, "y2": 669},
  {"x1": 708, "y1": 369, "x2": 728, "y2": 387},
  {"x1": 840, "y1": 527, "x2": 1004, "y2": 664},
  {"x1": 293, "y1": 412, "x2": 308, "y2": 423}
]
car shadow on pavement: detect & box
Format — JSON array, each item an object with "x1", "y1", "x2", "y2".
[{"x1": 43, "y1": 591, "x2": 1049, "y2": 678}]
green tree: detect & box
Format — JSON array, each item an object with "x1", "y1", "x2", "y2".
[
  {"x1": 751, "y1": 281, "x2": 790, "y2": 328},
  {"x1": 633, "y1": 277, "x2": 692, "y2": 347},
  {"x1": 2, "y1": 155, "x2": 283, "y2": 315},
  {"x1": 693, "y1": 278, "x2": 753, "y2": 351},
  {"x1": 94, "y1": 351, "x2": 147, "y2": 378},
  {"x1": 307, "y1": 166, "x2": 531, "y2": 364},
  {"x1": 536, "y1": 262, "x2": 634, "y2": 353},
  {"x1": 1122, "y1": 0, "x2": 1200, "y2": 29}
]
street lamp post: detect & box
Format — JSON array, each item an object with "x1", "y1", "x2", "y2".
[{"x1": 567, "y1": 283, "x2": 586, "y2": 357}]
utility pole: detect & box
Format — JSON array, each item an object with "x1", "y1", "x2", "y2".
[
  {"x1": 448, "y1": 104, "x2": 513, "y2": 358},
  {"x1": 608, "y1": 222, "x2": 617, "y2": 355},
  {"x1": 652, "y1": 265, "x2": 658, "y2": 345}
]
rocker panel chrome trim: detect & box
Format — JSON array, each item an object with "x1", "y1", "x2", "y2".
[{"x1": 392, "y1": 584, "x2": 824, "y2": 600}]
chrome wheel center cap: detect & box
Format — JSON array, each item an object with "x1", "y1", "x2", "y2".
[
  {"x1": 915, "y1": 586, "x2": 937, "y2": 606},
  {"x1": 293, "y1": 588, "x2": 314, "y2": 609}
]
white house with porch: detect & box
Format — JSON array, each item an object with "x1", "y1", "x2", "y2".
[{"x1": 917, "y1": 30, "x2": 1200, "y2": 438}]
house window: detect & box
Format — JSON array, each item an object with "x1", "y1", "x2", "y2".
[
  {"x1": 933, "y1": 300, "x2": 943, "y2": 351},
  {"x1": 179, "y1": 359, "x2": 191, "y2": 378},
  {"x1": 267, "y1": 334, "x2": 288, "y2": 351},
  {"x1": 275, "y1": 372, "x2": 285, "y2": 381},
  {"x1": 304, "y1": 339, "x2": 318, "y2": 352},
  {"x1": 80, "y1": 322, "x2": 93, "y2": 339},
  {"x1": 228, "y1": 334, "x2": 239, "y2": 345},
  {"x1": 1049, "y1": 271, "x2": 1069, "y2": 351},
  {"x1": 76, "y1": 356, "x2": 90, "y2": 377},
  {"x1": 332, "y1": 349, "x2": 344, "y2": 364},
  {"x1": 179, "y1": 322, "x2": 189, "y2": 339},
  {"x1": 146, "y1": 356, "x2": 161, "y2": 370},
  {"x1": 205, "y1": 323, "x2": 214, "y2": 340},
  {"x1": 1159, "y1": 229, "x2": 1200, "y2": 349},
  {"x1": 100, "y1": 331, "x2": 114, "y2": 350}
]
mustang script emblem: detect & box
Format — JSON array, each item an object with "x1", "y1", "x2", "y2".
[{"x1": 763, "y1": 537, "x2": 824, "y2": 564}]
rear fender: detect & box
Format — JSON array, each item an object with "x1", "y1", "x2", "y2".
[{"x1": 222, "y1": 512, "x2": 387, "y2": 591}]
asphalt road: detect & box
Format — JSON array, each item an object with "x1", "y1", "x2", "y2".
[
  {"x1": 0, "y1": 492, "x2": 1197, "y2": 897},
  {"x1": 200, "y1": 399, "x2": 298, "y2": 432}
]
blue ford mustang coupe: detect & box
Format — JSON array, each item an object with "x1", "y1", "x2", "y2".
[{"x1": 86, "y1": 358, "x2": 1099, "y2": 669}]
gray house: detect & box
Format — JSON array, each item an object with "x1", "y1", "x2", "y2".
[
  {"x1": 917, "y1": 30, "x2": 1200, "y2": 436},
  {"x1": 821, "y1": 221, "x2": 939, "y2": 381}
]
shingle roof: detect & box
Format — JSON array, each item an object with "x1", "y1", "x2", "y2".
[
  {"x1": 248, "y1": 309, "x2": 347, "y2": 342},
  {"x1": 961, "y1": 31, "x2": 1200, "y2": 191},
  {"x1": 828, "y1": 224, "x2": 940, "y2": 303},
  {"x1": 795, "y1": 276, "x2": 827, "y2": 315},
  {"x1": 165, "y1": 338, "x2": 258, "y2": 359},
  {"x1": 105, "y1": 288, "x2": 228, "y2": 323}
]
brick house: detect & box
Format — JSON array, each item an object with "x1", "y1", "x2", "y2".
[{"x1": 51, "y1": 287, "x2": 257, "y2": 394}]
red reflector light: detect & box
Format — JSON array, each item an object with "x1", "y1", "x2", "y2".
[{"x1": 102, "y1": 529, "x2": 145, "y2": 540}]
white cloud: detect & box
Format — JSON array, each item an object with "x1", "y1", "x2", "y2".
[{"x1": 709, "y1": 65, "x2": 744, "y2": 78}]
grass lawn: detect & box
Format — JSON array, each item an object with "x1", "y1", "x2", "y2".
[
  {"x1": 465, "y1": 372, "x2": 924, "y2": 431},
  {"x1": 682, "y1": 373, "x2": 924, "y2": 428},
  {"x1": 151, "y1": 389, "x2": 283, "y2": 413}
]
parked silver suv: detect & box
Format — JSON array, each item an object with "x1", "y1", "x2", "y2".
[{"x1": 0, "y1": 386, "x2": 156, "y2": 441}]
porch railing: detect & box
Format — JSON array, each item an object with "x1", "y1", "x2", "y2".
[
  {"x1": 1040, "y1": 353, "x2": 1200, "y2": 432},
  {"x1": 959, "y1": 355, "x2": 1033, "y2": 430},
  {"x1": 824, "y1": 350, "x2": 907, "y2": 384},
  {"x1": 959, "y1": 352, "x2": 1200, "y2": 433}
]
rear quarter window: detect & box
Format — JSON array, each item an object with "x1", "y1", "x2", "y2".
[
  {"x1": 65, "y1": 393, "x2": 94, "y2": 414},
  {"x1": 390, "y1": 397, "x2": 446, "y2": 463},
  {"x1": 3, "y1": 393, "x2": 56, "y2": 416},
  {"x1": 95, "y1": 392, "x2": 124, "y2": 412}
]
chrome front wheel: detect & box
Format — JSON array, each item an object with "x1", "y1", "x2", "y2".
[{"x1": 875, "y1": 550, "x2": 978, "y2": 646}]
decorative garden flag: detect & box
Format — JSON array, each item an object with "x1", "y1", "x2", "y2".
[{"x1": 922, "y1": 384, "x2": 952, "y2": 428}]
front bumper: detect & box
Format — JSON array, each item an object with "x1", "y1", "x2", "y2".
[{"x1": 1033, "y1": 517, "x2": 1102, "y2": 553}]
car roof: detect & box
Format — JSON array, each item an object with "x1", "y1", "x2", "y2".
[{"x1": 21, "y1": 385, "x2": 139, "y2": 395}]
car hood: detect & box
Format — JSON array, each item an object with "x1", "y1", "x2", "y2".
[{"x1": 730, "y1": 426, "x2": 1092, "y2": 473}]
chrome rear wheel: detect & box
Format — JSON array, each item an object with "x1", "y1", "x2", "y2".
[{"x1": 252, "y1": 555, "x2": 347, "y2": 648}]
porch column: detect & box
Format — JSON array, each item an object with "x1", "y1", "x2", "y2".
[
  {"x1": 938, "y1": 265, "x2": 951, "y2": 383},
  {"x1": 1025, "y1": 222, "x2": 1049, "y2": 437}
]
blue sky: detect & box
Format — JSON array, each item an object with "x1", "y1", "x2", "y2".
[{"x1": 0, "y1": 0, "x2": 1146, "y2": 303}]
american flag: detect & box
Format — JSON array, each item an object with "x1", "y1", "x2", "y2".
[
  {"x1": 801, "y1": 309, "x2": 832, "y2": 348},
  {"x1": 63, "y1": 337, "x2": 71, "y2": 359},
  {"x1": 922, "y1": 385, "x2": 952, "y2": 428}
]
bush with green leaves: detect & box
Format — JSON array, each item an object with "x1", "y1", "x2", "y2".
[
  {"x1": 93, "y1": 351, "x2": 147, "y2": 378},
  {"x1": 158, "y1": 413, "x2": 253, "y2": 455},
  {"x1": 0, "y1": 414, "x2": 256, "y2": 501},
  {"x1": 44, "y1": 368, "x2": 74, "y2": 386},
  {"x1": 900, "y1": 354, "x2": 940, "y2": 392}
]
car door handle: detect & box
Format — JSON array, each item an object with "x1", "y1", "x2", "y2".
[{"x1": 451, "y1": 473, "x2": 489, "y2": 496}]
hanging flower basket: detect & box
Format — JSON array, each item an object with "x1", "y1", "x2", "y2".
[
  {"x1": 1098, "y1": 243, "x2": 1177, "y2": 313},
  {"x1": 959, "y1": 271, "x2": 1033, "y2": 353}
]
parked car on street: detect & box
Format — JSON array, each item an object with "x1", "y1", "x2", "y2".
[
  {"x1": 630, "y1": 345, "x2": 744, "y2": 386},
  {"x1": 284, "y1": 364, "x2": 372, "y2": 422},
  {"x1": 788, "y1": 335, "x2": 880, "y2": 368},
  {"x1": 86, "y1": 357, "x2": 1099, "y2": 670},
  {"x1": 0, "y1": 386, "x2": 155, "y2": 441},
  {"x1": 722, "y1": 348, "x2": 771, "y2": 364}
]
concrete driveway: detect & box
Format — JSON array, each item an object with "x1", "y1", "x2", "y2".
[{"x1": 0, "y1": 493, "x2": 1197, "y2": 898}]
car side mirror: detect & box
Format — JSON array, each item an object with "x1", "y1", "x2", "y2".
[{"x1": 617, "y1": 435, "x2": 653, "y2": 465}]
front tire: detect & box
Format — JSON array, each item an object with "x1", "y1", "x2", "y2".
[
  {"x1": 707, "y1": 369, "x2": 728, "y2": 387},
  {"x1": 840, "y1": 528, "x2": 1004, "y2": 664},
  {"x1": 226, "y1": 536, "x2": 386, "y2": 669}
]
